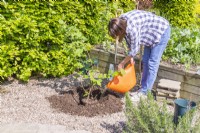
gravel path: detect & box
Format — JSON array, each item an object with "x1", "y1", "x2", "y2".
[
  {"x1": 0, "y1": 76, "x2": 178, "y2": 133},
  {"x1": 0, "y1": 77, "x2": 126, "y2": 133}
]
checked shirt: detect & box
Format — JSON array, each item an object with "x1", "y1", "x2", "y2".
[{"x1": 120, "y1": 10, "x2": 169, "y2": 57}]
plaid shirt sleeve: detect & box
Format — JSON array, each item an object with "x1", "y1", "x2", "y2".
[
  {"x1": 120, "y1": 10, "x2": 169, "y2": 57},
  {"x1": 127, "y1": 27, "x2": 140, "y2": 57}
]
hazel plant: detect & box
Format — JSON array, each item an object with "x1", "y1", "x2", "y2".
[{"x1": 76, "y1": 59, "x2": 109, "y2": 104}]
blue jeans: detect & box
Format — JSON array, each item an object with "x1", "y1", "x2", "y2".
[{"x1": 140, "y1": 26, "x2": 171, "y2": 94}]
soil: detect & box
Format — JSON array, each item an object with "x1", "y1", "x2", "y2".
[{"x1": 46, "y1": 86, "x2": 123, "y2": 117}]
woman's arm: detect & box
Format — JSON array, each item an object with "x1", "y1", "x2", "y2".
[{"x1": 118, "y1": 55, "x2": 133, "y2": 70}]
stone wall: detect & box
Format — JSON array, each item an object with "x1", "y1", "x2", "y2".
[{"x1": 90, "y1": 48, "x2": 200, "y2": 102}]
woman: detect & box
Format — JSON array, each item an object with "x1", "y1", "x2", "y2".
[{"x1": 108, "y1": 10, "x2": 170, "y2": 101}]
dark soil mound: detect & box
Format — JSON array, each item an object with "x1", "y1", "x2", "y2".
[{"x1": 46, "y1": 87, "x2": 123, "y2": 117}]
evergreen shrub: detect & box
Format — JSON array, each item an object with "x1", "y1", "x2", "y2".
[
  {"x1": 124, "y1": 93, "x2": 200, "y2": 133},
  {"x1": 153, "y1": 0, "x2": 199, "y2": 28},
  {"x1": 0, "y1": 0, "x2": 135, "y2": 81}
]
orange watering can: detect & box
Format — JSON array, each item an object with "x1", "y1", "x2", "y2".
[{"x1": 106, "y1": 59, "x2": 136, "y2": 93}]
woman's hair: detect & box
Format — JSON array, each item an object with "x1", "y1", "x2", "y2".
[{"x1": 108, "y1": 18, "x2": 127, "y2": 42}]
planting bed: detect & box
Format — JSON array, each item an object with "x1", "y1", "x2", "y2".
[{"x1": 47, "y1": 87, "x2": 123, "y2": 117}]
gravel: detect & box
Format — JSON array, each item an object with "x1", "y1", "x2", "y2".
[
  {"x1": 0, "y1": 77, "x2": 126, "y2": 133},
  {"x1": 0, "y1": 75, "x2": 178, "y2": 133}
]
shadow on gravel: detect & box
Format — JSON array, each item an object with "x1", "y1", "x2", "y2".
[
  {"x1": 1, "y1": 78, "x2": 16, "y2": 85},
  {"x1": 100, "y1": 121, "x2": 125, "y2": 133},
  {"x1": 35, "y1": 74, "x2": 91, "y2": 91}
]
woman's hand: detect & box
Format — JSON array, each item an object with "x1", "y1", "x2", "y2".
[
  {"x1": 118, "y1": 56, "x2": 133, "y2": 70},
  {"x1": 118, "y1": 63, "x2": 125, "y2": 70}
]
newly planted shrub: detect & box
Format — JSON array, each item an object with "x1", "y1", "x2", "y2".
[{"x1": 76, "y1": 58, "x2": 110, "y2": 105}]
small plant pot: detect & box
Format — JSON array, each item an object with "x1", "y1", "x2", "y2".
[{"x1": 173, "y1": 98, "x2": 196, "y2": 125}]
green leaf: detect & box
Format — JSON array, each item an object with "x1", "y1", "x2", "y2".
[
  {"x1": 112, "y1": 71, "x2": 119, "y2": 77},
  {"x1": 119, "y1": 69, "x2": 126, "y2": 76}
]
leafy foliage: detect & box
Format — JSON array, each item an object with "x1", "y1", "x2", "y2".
[
  {"x1": 153, "y1": 0, "x2": 199, "y2": 28},
  {"x1": 0, "y1": 0, "x2": 135, "y2": 81},
  {"x1": 195, "y1": 1, "x2": 200, "y2": 24},
  {"x1": 77, "y1": 60, "x2": 109, "y2": 103},
  {"x1": 124, "y1": 93, "x2": 174, "y2": 133},
  {"x1": 163, "y1": 27, "x2": 200, "y2": 66},
  {"x1": 0, "y1": 1, "x2": 91, "y2": 81},
  {"x1": 112, "y1": 69, "x2": 126, "y2": 77},
  {"x1": 124, "y1": 93, "x2": 200, "y2": 133}
]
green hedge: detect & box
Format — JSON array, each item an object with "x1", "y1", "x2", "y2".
[
  {"x1": 153, "y1": 0, "x2": 199, "y2": 28},
  {"x1": 0, "y1": 0, "x2": 135, "y2": 81}
]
